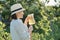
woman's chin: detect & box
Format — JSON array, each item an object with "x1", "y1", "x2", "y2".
[{"x1": 20, "y1": 17, "x2": 23, "y2": 18}]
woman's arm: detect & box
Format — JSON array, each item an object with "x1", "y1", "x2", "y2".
[
  {"x1": 24, "y1": 16, "x2": 33, "y2": 40},
  {"x1": 14, "y1": 21, "x2": 30, "y2": 40}
]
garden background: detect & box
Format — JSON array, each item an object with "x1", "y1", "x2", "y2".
[{"x1": 0, "y1": 0, "x2": 60, "y2": 40}]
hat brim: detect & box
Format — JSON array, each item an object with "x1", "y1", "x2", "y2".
[{"x1": 11, "y1": 8, "x2": 25, "y2": 15}]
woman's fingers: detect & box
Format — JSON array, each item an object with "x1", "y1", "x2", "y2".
[{"x1": 24, "y1": 16, "x2": 31, "y2": 25}]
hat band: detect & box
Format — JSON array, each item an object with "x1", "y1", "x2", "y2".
[{"x1": 11, "y1": 8, "x2": 22, "y2": 13}]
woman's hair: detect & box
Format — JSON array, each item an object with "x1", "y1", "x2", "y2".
[{"x1": 11, "y1": 14, "x2": 17, "y2": 19}]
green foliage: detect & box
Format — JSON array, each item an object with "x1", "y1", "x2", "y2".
[
  {"x1": 0, "y1": 21, "x2": 11, "y2": 40},
  {"x1": 0, "y1": 0, "x2": 60, "y2": 40}
]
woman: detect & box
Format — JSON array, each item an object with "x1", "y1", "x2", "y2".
[{"x1": 10, "y1": 3, "x2": 33, "y2": 40}]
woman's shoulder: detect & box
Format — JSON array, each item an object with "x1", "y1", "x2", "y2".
[{"x1": 10, "y1": 19, "x2": 23, "y2": 25}]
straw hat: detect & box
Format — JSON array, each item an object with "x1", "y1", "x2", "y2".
[{"x1": 11, "y1": 3, "x2": 25, "y2": 15}]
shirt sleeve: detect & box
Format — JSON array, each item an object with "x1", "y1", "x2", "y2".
[{"x1": 14, "y1": 21, "x2": 30, "y2": 40}]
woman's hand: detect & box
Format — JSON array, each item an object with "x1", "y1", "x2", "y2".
[{"x1": 24, "y1": 15, "x2": 31, "y2": 25}]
